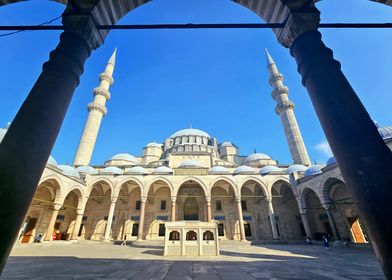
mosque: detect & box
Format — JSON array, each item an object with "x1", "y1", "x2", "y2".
[{"x1": 3, "y1": 49, "x2": 391, "y2": 244}]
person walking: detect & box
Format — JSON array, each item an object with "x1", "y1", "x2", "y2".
[{"x1": 323, "y1": 234, "x2": 330, "y2": 250}]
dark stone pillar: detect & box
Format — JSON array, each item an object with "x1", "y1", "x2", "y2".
[
  {"x1": 325, "y1": 208, "x2": 341, "y2": 241},
  {"x1": 0, "y1": 31, "x2": 92, "y2": 272},
  {"x1": 291, "y1": 30, "x2": 392, "y2": 278}
]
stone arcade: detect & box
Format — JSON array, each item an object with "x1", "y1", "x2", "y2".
[{"x1": 2, "y1": 51, "x2": 390, "y2": 245}]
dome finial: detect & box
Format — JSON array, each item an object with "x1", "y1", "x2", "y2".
[{"x1": 265, "y1": 48, "x2": 275, "y2": 66}]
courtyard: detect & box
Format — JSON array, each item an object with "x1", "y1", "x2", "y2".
[{"x1": 0, "y1": 241, "x2": 385, "y2": 279}]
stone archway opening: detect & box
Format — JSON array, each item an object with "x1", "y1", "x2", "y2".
[
  {"x1": 325, "y1": 178, "x2": 368, "y2": 243},
  {"x1": 271, "y1": 180, "x2": 303, "y2": 240},
  {"x1": 20, "y1": 179, "x2": 60, "y2": 243},
  {"x1": 177, "y1": 180, "x2": 206, "y2": 222},
  {"x1": 83, "y1": 181, "x2": 112, "y2": 240}
]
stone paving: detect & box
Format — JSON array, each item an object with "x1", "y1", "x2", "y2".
[{"x1": 0, "y1": 241, "x2": 385, "y2": 279}]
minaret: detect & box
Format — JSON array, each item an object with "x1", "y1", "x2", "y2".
[
  {"x1": 265, "y1": 49, "x2": 310, "y2": 165},
  {"x1": 73, "y1": 49, "x2": 117, "y2": 166}
]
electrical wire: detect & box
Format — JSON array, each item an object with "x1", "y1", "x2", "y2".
[{"x1": 0, "y1": 15, "x2": 61, "y2": 38}]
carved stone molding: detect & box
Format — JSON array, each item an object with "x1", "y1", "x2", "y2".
[
  {"x1": 87, "y1": 102, "x2": 107, "y2": 115},
  {"x1": 93, "y1": 87, "x2": 111, "y2": 100},
  {"x1": 99, "y1": 72, "x2": 114, "y2": 85},
  {"x1": 268, "y1": 73, "x2": 283, "y2": 86},
  {"x1": 275, "y1": 100, "x2": 295, "y2": 115},
  {"x1": 271, "y1": 86, "x2": 289, "y2": 100}
]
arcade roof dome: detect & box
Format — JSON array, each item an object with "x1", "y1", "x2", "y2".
[
  {"x1": 285, "y1": 164, "x2": 307, "y2": 174},
  {"x1": 76, "y1": 165, "x2": 99, "y2": 175},
  {"x1": 326, "y1": 157, "x2": 337, "y2": 166},
  {"x1": 234, "y1": 165, "x2": 257, "y2": 175},
  {"x1": 58, "y1": 165, "x2": 80, "y2": 178},
  {"x1": 209, "y1": 166, "x2": 230, "y2": 174},
  {"x1": 170, "y1": 128, "x2": 210, "y2": 138},
  {"x1": 153, "y1": 166, "x2": 173, "y2": 174},
  {"x1": 244, "y1": 153, "x2": 271, "y2": 162},
  {"x1": 47, "y1": 155, "x2": 58, "y2": 166},
  {"x1": 378, "y1": 126, "x2": 392, "y2": 140},
  {"x1": 304, "y1": 165, "x2": 324, "y2": 177},
  {"x1": 126, "y1": 166, "x2": 148, "y2": 175},
  {"x1": 259, "y1": 165, "x2": 281, "y2": 175},
  {"x1": 101, "y1": 166, "x2": 124, "y2": 175},
  {"x1": 178, "y1": 160, "x2": 205, "y2": 168},
  {"x1": 110, "y1": 153, "x2": 138, "y2": 162}
]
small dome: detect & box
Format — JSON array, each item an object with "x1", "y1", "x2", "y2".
[
  {"x1": 153, "y1": 166, "x2": 173, "y2": 174},
  {"x1": 244, "y1": 153, "x2": 271, "y2": 162},
  {"x1": 304, "y1": 165, "x2": 323, "y2": 177},
  {"x1": 234, "y1": 165, "x2": 257, "y2": 175},
  {"x1": 58, "y1": 165, "x2": 80, "y2": 178},
  {"x1": 110, "y1": 153, "x2": 138, "y2": 163},
  {"x1": 326, "y1": 157, "x2": 336, "y2": 166},
  {"x1": 220, "y1": 142, "x2": 236, "y2": 148},
  {"x1": 100, "y1": 166, "x2": 123, "y2": 175},
  {"x1": 378, "y1": 126, "x2": 392, "y2": 140},
  {"x1": 47, "y1": 155, "x2": 57, "y2": 166},
  {"x1": 170, "y1": 128, "x2": 210, "y2": 138},
  {"x1": 0, "y1": 128, "x2": 7, "y2": 143},
  {"x1": 125, "y1": 166, "x2": 148, "y2": 175},
  {"x1": 260, "y1": 165, "x2": 281, "y2": 175},
  {"x1": 178, "y1": 160, "x2": 205, "y2": 168},
  {"x1": 209, "y1": 166, "x2": 230, "y2": 174},
  {"x1": 146, "y1": 142, "x2": 162, "y2": 148},
  {"x1": 76, "y1": 165, "x2": 99, "y2": 175},
  {"x1": 285, "y1": 164, "x2": 308, "y2": 174}
]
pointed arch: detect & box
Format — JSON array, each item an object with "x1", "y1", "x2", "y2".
[
  {"x1": 209, "y1": 176, "x2": 238, "y2": 197},
  {"x1": 176, "y1": 177, "x2": 208, "y2": 197},
  {"x1": 145, "y1": 176, "x2": 174, "y2": 197},
  {"x1": 238, "y1": 176, "x2": 269, "y2": 197},
  {"x1": 116, "y1": 177, "x2": 144, "y2": 197},
  {"x1": 87, "y1": 177, "x2": 115, "y2": 197}
]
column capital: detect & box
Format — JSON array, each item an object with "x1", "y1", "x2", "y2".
[
  {"x1": 53, "y1": 203, "x2": 63, "y2": 211},
  {"x1": 235, "y1": 196, "x2": 241, "y2": 203},
  {"x1": 76, "y1": 208, "x2": 85, "y2": 215},
  {"x1": 62, "y1": 12, "x2": 105, "y2": 50},
  {"x1": 205, "y1": 196, "x2": 211, "y2": 203},
  {"x1": 265, "y1": 196, "x2": 273, "y2": 203},
  {"x1": 110, "y1": 197, "x2": 118, "y2": 203},
  {"x1": 171, "y1": 196, "x2": 177, "y2": 203},
  {"x1": 277, "y1": 7, "x2": 320, "y2": 48},
  {"x1": 140, "y1": 196, "x2": 148, "y2": 203},
  {"x1": 299, "y1": 208, "x2": 307, "y2": 215}
]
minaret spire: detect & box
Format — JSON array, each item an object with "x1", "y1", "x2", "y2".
[
  {"x1": 73, "y1": 49, "x2": 117, "y2": 166},
  {"x1": 265, "y1": 50, "x2": 311, "y2": 165}
]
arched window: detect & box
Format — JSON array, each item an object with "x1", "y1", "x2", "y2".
[
  {"x1": 203, "y1": 230, "x2": 214, "y2": 241},
  {"x1": 186, "y1": 230, "x2": 197, "y2": 241},
  {"x1": 169, "y1": 231, "x2": 180, "y2": 241}
]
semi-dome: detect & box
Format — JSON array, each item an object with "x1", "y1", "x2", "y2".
[
  {"x1": 58, "y1": 165, "x2": 80, "y2": 178},
  {"x1": 170, "y1": 128, "x2": 210, "y2": 138},
  {"x1": 234, "y1": 165, "x2": 257, "y2": 175},
  {"x1": 110, "y1": 153, "x2": 138, "y2": 163},
  {"x1": 100, "y1": 166, "x2": 123, "y2": 175},
  {"x1": 47, "y1": 155, "x2": 58, "y2": 166},
  {"x1": 285, "y1": 164, "x2": 307, "y2": 174},
  {"x1": 244, "y1": 153, "x2": 271, "y2": 162},
  {"x1": 304, "y1": 165, "x2": 323, "y2": 177},
  {"x1": 378, "y1": 126, "x2": 392, "y2": 140},
  {"x1": 145, "y1": 142, "x2": 162, "y2": 148},
  {"x1": 178, "y1": 160, "x2": 205, "y2": 168},
  {"x1": 153, "y1": 166, "x2": 173, "y2": 174},
  {"x1": 326, "y1": 157, "x2": 336, "y2": 166},
  {"x1": 125, "y1": 166, "x2": 148, "y2": 175},
  {"x1": 260, "y1": 165, "x2": 281, "y2": 175},
  {"x1": 209, "y1": 166, "x2": 230, "y2": 174},
  {"x1": 76, "y1": 165, "x2": 99, "y2": 175}
]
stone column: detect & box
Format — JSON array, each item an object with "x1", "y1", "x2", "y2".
[
  {"x1": 0, "y1": 11, "x2": 104, "y2": 272},
  {"x1": 235, "y1": 197, "x2": 246, "y2": 241},
  {"x1": 206, "y1": 196, "x2": 212, "y2": 222},
  {"x1": 44, "y1": 203, "x2": 62, "y2": 241},
  {"x1": 325, "y1": 206, "x2": 341, "y2": 241},
  {"x1": 104, "y1": 197, "x2": 117, "y2": 241},
  {"x1": 137, "y1": 196, "x2": 147, "y2": 241},
  {"x1": 299, "y1": 209, "x2": 312, "y2": 239},
  {"x1": 171, "y1": 196, "x2": 176, "y2": 222},
  {"x1": 71, "y1": 208, "x2": 84, "y2": 240},
  {"x1": 266, "y1": 197, "x2": 279, "y2": 239}
]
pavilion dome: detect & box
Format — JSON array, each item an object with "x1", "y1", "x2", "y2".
[
  {"x1": 233, "y1": 165, "x2": 257, "y2": 175},
  {"x1": 178, "y1": 160, "x2": 205, "y2": 168},
  {"x1": 47, "y1": 155, "x2": 58, "y2": 166},
  {"x1": 220, "y1": 142, "x2": 236, "y2": 147},
  {"x1": 285, "y1": 164, "x2": 308, "y2": 174},
  {"x1": 100, "y1": 166, "x2": 123, "y2": 175},
  {"x1": 170, "y1": 128, "x2": 210, "y2": 138},
  {"x1": 76, "y1": 165, "x2": 99, "y2": 175},
  {"x1": 304, "y1": 165, "x2": 323, "y2": 177},
  {"x1": 259, "y1": 165, "x2": 281, "y2": 175},
  {"x1": 125, "y1": 166, "x2": 148, "y2": 175},
  {"x1": 209, "y1": 166, "x2": 230, "y2": 174},
  {"x1": 326, "y1": 157, "x2": 337, "y2": 166},
  {"x1": 152, "y1": 166, "x2": 173, "y2": 174},
  {"x1": 244, "y1": 153, "x2": 271, "y2": 162},
  {"x1": 378, "y1": 126, "x2": 392, "y2": 140},
  {"x1": 145, "y1": 142, "x2": 162, "y2": 148},
  {"x1": 58, "y1": 165, "x2": 80, "y2": 178},
  {"x1": 110, "y1": 153, "x2": 138, "y2": 163}
]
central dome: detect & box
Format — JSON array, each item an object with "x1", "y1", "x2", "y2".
[{"x1": 170, "y1": 128, "x2": 210, "y2": 138}]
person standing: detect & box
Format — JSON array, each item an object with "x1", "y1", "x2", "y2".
[{"x1": 323, "y1": 235, "x2": 330, "y2": 250}]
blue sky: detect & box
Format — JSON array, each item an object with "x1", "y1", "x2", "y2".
[{"x1": 0, "y1": 0, "x2": 391, "y2": 166}]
